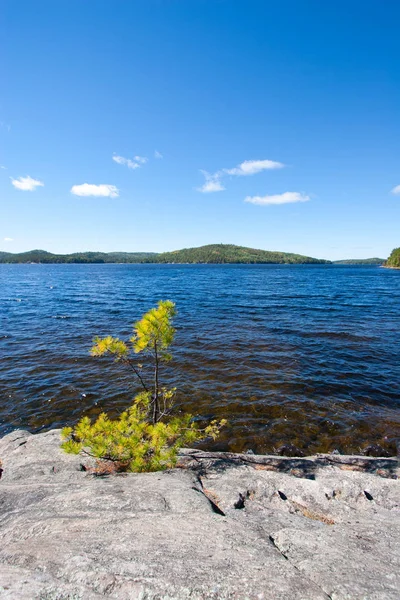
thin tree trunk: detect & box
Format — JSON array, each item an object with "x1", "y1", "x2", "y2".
[{"x1": 152, "y1": 341, "x2": 160, "y2": 423}]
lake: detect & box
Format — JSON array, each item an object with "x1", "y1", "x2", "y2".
[{"x1": 0, "y1": 263, "x2": 399, "y2": 454}]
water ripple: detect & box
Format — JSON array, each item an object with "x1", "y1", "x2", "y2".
[{"x1": 0, "y1": 263, "x2": 399, "y2": 454}]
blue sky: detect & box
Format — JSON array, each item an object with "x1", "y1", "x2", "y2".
[{"x1": 1, "y1": 0, "x2": 400, "y2": 260}]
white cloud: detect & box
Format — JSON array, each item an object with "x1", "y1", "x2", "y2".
[
  {"x1": 197, "y1": 158, "x2": 284, "y2": 192},
  {"x1": 200, "y1": 180, "x2": 225, "y2": 193},
  {"x1": 197, "y1": 170, "x2": 225, "y2": 193},
  {"x1": 224, "y1": 159, "x2": 284, "y2": 176},
  {"x1": 154, "y1": 150, "x2": 163, "y2": 159},
  {"x1": 3, "y1": 237, "x2": 13, "y2": 242},
  {"x1": 0, "y1": 165, "x2": 6, "y2": 170},
  {"x1": 391, "y1": 185, "x2": 400, "y2": 195},
  {"x1": 11, "y1": 175, "x2": 44, "y2": 191},
  {"x1": 70, "y1": 183, "x2": 119, "y2": 198},
  {"x1": 244, "y1": 191, "x2": 310, "y2": 206},
  {"x1": 112, "y1": 154, "x2": 147, "y2": 169}
]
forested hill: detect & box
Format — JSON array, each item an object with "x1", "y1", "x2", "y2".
[
  {"x1": 384, "y1": 248, "x2": 400, "y2": 268},
  {"x1": 0, "y1": 244, "x2": 330, "y2": 264},
  {"x1": 333, "y1": 258, "x2": 385, "y2": 265},
  {"x1": 0, "y1": 250, "x2": 156, "y2": 264},
  {"x1": 146, "y1": 244, "x2": 330, "y2": 264}
]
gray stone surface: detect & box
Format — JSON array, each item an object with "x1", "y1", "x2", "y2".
[{"x1": 0, "y1": 430, "x2": 399, "y2": 599}]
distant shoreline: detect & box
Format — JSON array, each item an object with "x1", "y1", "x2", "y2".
[
  {"x1": 0, "y1": 261, "x2": 384, "y2": 266},
  {"x1": 1, "y1": 244, "x2": 389, "y2": 265}
]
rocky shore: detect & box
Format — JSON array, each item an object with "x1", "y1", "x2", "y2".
[{"x1": 0, "y1": 429, "x2": 399, "y2": 599}]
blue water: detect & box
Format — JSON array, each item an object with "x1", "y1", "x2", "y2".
[{"x1": 0, "y1": 264, "x2": 399, "y2": 454}]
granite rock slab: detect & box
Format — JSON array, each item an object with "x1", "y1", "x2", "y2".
[{"x1": 0, "y1": 430, "x2": 398, "y2": 599}]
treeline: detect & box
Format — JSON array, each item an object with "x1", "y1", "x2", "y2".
[
  {"x1": 2, "y1": 245, "x2": 397, "y2": 266},
  {"x1": 0, "y1": 244, "x2": 330, "y2": 264},
  {"x1": 0, "y1": 250, "x2": 156, "y2": 264},
  {"x1": 385, "y1": 248, "x2": 400, "y2": 268},
  {"x1": 333, "y1": 258, "x2": 385, "y2": 265}
]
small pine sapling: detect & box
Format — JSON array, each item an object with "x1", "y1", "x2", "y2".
[{"x1": 61, "y1": 300, "x2": 226, "y2": 472}]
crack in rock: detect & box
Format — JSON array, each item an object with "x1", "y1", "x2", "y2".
[{"x1": 269, "y1": 534, "x2": 333, "y2": 599}]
